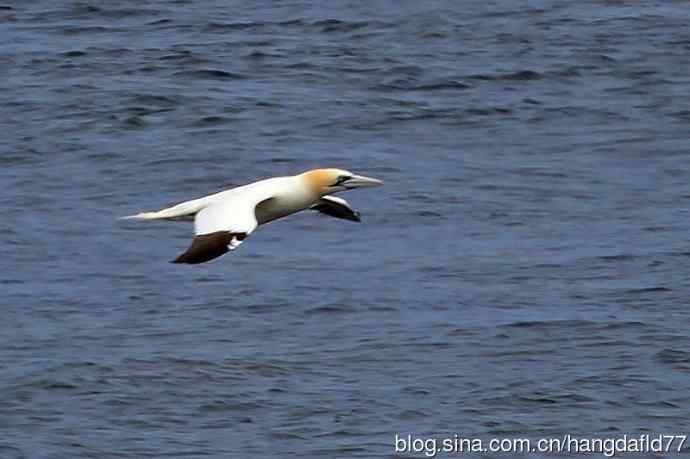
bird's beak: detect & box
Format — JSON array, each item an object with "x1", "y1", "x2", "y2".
[{"x1": 345, "y1": 174, "x2": 383, "y2": 189}]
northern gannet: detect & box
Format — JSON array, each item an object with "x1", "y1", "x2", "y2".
[{"x1": 122, "y1": 168, "x2": 383, "y2": 264}]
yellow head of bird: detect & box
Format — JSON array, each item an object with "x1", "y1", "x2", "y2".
[{"x1": 301, "y1": 168, "x2": 383, "y2": 196}]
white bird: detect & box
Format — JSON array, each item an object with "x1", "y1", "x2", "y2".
[{"x1": 122, "y1": 168, "x2": 383, "y2": 264}]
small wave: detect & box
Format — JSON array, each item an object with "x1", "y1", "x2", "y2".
[
  {"x1": 377, "y1": 78, "x2": 473, "y2": 91},
  {"x1": 417, "y1": 31, "x2": 448, "y2": 39},
  {"x1": 242, "y1": 50, "x2": 277, "y2": 60},
  {"x1": 415, "y1": 79, "x2": 473, "y2": 90},
  {"x1": 656, "y1": 349, "x2": 690, "y2": 364},
  {"x1": 190, "y1": 116, "x2": 233, "y2": 127},
  {"x1": 271, "y1": 432, "x2": 308, "y2": 441},
  {"x1": 159, "y1": 50, "x2": 193, "y2": 61},
  {"x1": 147, "y1": 18, "x2": 172, "y2": 26},
  {"x1": 311, "y1": 19, "x2": 370, "y2": 33},
  {"x1": 122, "y1": 116, "x2": 147, "y2": 128},
  {"x1": 61, "y1": 50, "x2": 86, "y2": 58},
  {"x1": 0, "y1": 445, "x2": 23, "y2": 459},
  {"x1": 671, "y1": 110, "x2": 690, "y2": 121},
  {"x1": 60, "y1": 25, "x2": 121, "y2": 35},
  {"x1": 173, "y1": 69, "x2": 245, "y2": 80},
  {"x1": 49, "y1": 5, "x2": 156, "y2": 20},
  {"x1": 398, "y1": 409, "x2": 428, "y2": 420},
  {"x1": 623, "y1": 287, "x2": 672, "y2": 294},
  {"x1": 600, "y1": 321, "x2": 648, "y2": 331},
  {"x1": 305, "y1": 304, "x2": 356, "y2": 315},
  {"x1": 469, "y1": 69, "x2": 544, "y2": 81},
  {"x1": 205, "y1": 22, "x2": 267, "y2": 32},
  {"x1": 256, "y1": 157, "x2": 297, "y2": 164},
  {"x1": 414, "y1": 210, "x2": 442, "y2": 218},
  {"x1": 199, "y1": 400, "x2": 265, "y2": 412},
  {"x1": 597, "y1": 254, "x2": 639, "y2": 262},
  {"x1": 465, "y1": 106, "x2": 512, "y2": 116},
  {"x1": 503, "y1": 319, "x2": 595, "y2": 330},
  {"x1": 503, "y1": 70, "x2": 544, "y2": 80}
]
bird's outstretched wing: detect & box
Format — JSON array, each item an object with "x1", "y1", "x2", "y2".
[
  {"x1": 311, "y1": 195, "x2": 361, "y2": 222},
  {"x1": 172, "y1": 195, "x2": 275, "y2": 264}
]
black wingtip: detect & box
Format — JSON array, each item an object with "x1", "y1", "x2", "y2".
[
  {"x1": 171, "y1": 231, "x2": 235, "y2": 265},
  {"x1": 312, "y1": 200, "x2": 362, "y2": 222}
]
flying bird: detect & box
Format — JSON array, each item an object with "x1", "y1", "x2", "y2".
[{"x1": 122, "y1": 168, "x2": 383, "y2": 264}]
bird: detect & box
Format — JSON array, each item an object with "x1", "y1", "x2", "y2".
[{"x1": 121, "y1": 168, "x2": 383, "y2": 264}]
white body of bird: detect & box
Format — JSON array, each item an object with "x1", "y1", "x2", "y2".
[{"x1": 122, "y1": 168, "x2": 382, "y2": 264}]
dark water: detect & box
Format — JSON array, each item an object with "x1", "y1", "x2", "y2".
[{"x1": 2, "y1": 1, "x2": 690, "y2": 457}]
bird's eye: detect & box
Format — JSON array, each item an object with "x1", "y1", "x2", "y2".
[{"x1": 333, "y1": 175, "x2": 351, "y2": 186}]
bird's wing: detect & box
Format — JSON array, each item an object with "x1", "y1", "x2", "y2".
[
  {"x1": 172, "y1": 192, "x2": 275, "y2": 264},
  {"x1": 310, "y1": 195, "x2": 361, "y2": 222}
]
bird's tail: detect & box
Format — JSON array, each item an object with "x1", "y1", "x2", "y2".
[
  {"x1": 120, "y1": 197, "x2": 208, "y2": 221},
  {"x1": 119, "y1": 211, "x2": 166, "y2": 220}
]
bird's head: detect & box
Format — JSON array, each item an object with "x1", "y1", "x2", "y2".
[{"x1": 301, "y1": 168, "x2": 383, "y2": 196}]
